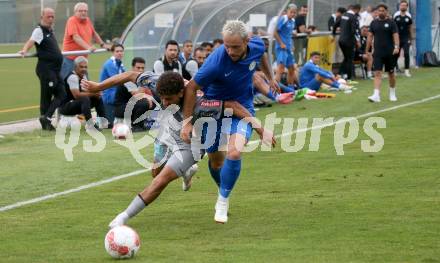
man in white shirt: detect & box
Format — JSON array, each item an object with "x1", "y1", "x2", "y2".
[{"x1": 184, "y1": 47, "x2": 206, "y2": 79}]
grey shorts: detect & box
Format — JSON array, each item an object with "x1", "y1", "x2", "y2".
[{"x1": 154, "y1": 141, "x2": 196, "y2": 177}]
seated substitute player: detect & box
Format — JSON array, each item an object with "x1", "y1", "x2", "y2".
[
  {"x1": 354, "y1": 26, "x2": 373, "y2": 79},
  {"x1": 153, "y1": 40, "x2": 182, "y2": 76},
  {"x1": 299, "y1": 52, "x2": 351, "y2": 91},
  {"x1": 182, "y1": 47, "x2": 206, "y2": 80},
  {"x1": 253, "y1": 71, "x2": 294, "y2": 105},
  {"x1": 59, "y1": 56, "x2": 105, "y2": 130},
  {"x1": 81, "y1": 71, "x2": 275, "y2": 227},
  {"x1": 113, "y1": 57, "x2": 155, "y2": 132}
]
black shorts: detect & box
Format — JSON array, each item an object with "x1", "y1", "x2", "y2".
[
  {"x1": 354, "y1": 51, "x2": 366, "y2": 61},
  {"x1": 373, "y1": 54, "x2": 396, "y2": 73}
]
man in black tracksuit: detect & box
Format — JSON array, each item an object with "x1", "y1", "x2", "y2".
[
  {"x1": 328, "y1": 7, "x2": 347, "y2": 32},
  {"x1": 393, "y1": 0, "x2": 413, "y2": 77},
  {"x1": 19, "y1": 8, "x2": 66, "y2": 130},
  {"x1": 366, "y1": 3, "x2": 400, "y2": 103},
  {"x1": 333, "y1": 4, "x2": 361, "y2": 80}
]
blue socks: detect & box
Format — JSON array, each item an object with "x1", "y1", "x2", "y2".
[
  {"x1": 266, "y1": 90, "x2": 277, "y2": 101},
  {"x1": 279, "y1": 82, "x2": 296, "y2": 93},
  {"x1": 209, "y1": 158, "x2": 242, "y2": 198},
  {"x1": 331, "y1": 81, "x2": 341, "y2": 89},
  {"x1": 208, "y1": 160, "x2": 221, "y2": 187},
  {"x1": 219, "y1": 159, "x2": 241, "y2": 198},
  {"x1": 266, "y1": 85, "x2": 295, "y2": 101}
]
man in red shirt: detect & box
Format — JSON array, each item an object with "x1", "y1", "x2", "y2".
[{"x1": 61, "y1": 2, "x2": 111, "y2": 79}]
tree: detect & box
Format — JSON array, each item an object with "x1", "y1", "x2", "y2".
[{"x1": 95, "y1": 0, "x2": 135, "y2": 42}]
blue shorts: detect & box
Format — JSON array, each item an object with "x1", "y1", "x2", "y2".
[
  {"x1": 302, "y1": 78, "x2": 321, "y2": 91},
  {"x1": 201, "y1": 117, "x2": 253, "y2": 153},
  {"x1": 275, "y1": 48, "x2": 295, "y2": 67}
]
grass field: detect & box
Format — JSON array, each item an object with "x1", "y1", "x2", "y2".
[
  {"x1": 0, "y1": 68, "x2": 439, "y2": 262},
  {"x1": 0, "y1": 44, "x2": 109, "y2": 123}
]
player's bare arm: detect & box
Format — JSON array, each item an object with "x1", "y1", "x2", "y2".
[
  {"x1": 18, "y1": 39, "x2": 36, "y2": 57},
  {"x1": 181, "y1": 79, "x2": 200, "y2": 143},
  {"x1": 366, "y1": 32, "x2": 373, "y2": 54},
  {"x1": 393, "y1": 33, "x2": 400, "y2": 55},
  {"x1": 273, "y1": 29, "x2": 286, "y2": 49},
  {"x1": 259, "y1": 54, "x2": 281, "y2": 94},
  {"x1": 224, "y1": 101, "x2": 276, "y2": 147},
  {"x1": 81, "y1": 71, "x2": 141, "y2": 92}
]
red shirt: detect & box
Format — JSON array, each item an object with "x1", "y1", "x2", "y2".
[{"x1": 63, "y1": 16, "x2": 95, "y2": 60}]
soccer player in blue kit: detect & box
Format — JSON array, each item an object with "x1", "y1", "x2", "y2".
[
  {"x1": 181, "y1": 20, "x2": 280, "y2": 223},
  {"x1": 273, "y1": 4, "x2": 298, "y2": 88}
]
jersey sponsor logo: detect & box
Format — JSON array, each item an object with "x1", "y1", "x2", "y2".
[
  {"x1": 249, "y1": 61, "x2": 257, "y2": 71},
  {"x1": 342, "y1": 16, "x2": 349, "y2": 20},
  {"x1": 200, "y1": 100, "x2": 221, "y2": 107}
]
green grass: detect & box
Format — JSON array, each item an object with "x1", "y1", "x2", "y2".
[
  {"x1": 0, "y1": 44, "x2": 109, "y2": 123},
  {"x1": 0, "y1": 68, "x2": 439, "y2": 262}
]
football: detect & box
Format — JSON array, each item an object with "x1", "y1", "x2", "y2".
[
  {"x1": 112, "y1": 123, "x2": 131, "y2": 140},
  {"x1": 104, "y1": 225, "x2": 140, "y2": 259}
]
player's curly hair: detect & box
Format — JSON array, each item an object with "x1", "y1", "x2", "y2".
[{"x1": 156, "y1": 71, "x2": 184, "y2": 96}]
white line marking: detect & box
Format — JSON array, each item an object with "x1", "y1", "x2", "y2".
[
  {"x1": 0, "y1": 169, "x2": 150, "y2": 212},
  {"x1": 1, "y1": 94, "x2": 440, "y2": 212},
  {"x1": 268, "y1": 94, "x2": 440, "y2": 142}
]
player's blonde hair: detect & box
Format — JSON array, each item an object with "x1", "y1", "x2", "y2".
[
  {"x1": 222, "y1": 20, "x2": 248, "y2": 39},
  {"x1": 287, "y1": 3, "x2": 297, "y2": 10}
]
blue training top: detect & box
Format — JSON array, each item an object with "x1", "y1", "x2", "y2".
[
  {"x1": 100, "y1": 56, "x2": 125, "y2": 105},
  {"x1": 194, "y1": 36, "x2": 265, "y2": 114},
  {"x1": 275, "y1": 15, "x2": 295, "y2": 49},
  {"x1": 299, "y1": 60, "x2": 333, "y2": 87}
]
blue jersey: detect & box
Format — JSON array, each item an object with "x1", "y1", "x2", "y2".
[
  {"x1": 299, "y1": 60, "x2": 333, "y2": 87},
  {"x1": 194, "y1": 37, "x2": 265, "y2": 114},
  {"x1": 275, "y1": 15, "x2": 295, "y2": 49}
]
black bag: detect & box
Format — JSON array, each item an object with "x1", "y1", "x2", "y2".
[{"x1": 422, "y1": 51, "x2": 440, "y2": 67}]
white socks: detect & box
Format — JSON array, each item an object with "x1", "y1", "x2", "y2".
[
  {"x1": 389, "y1": 87, "x2": 397, "y2": 101},
  {"x1": 124, "y1": 195, "x2": 147, "y2": 218},
  {"x1": 373, "y1": 89, "x2": 380, "y2": 97},
  {"x1": 218, "y1": 194, "x2": 228, "y2": 203},
  {"x1": 389, "y1": 87, "x2": 395, "y2": 96}
]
